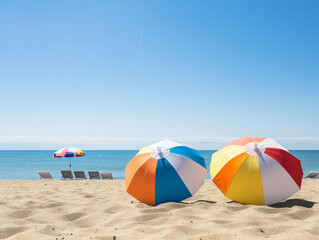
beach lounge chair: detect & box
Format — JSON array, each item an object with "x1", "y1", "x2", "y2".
[
  {"x1": 74, "y1": 171, "x2": 87, "y2": 179},
  {"x1": 37, "y1": 171, "x2": 53, "y2": 179},
  {"x1": 88, "y1": 171, "x2": 101, "y2": 180},
  {"x1": 61, "y1": 170, "x2": 74, "y2": 180},
  {"x1": 101, "y1": 172, "x2": 113, "y2": 179},
  {"x1": 303, "y1": 171, "x2": 319, "y2": 179}
]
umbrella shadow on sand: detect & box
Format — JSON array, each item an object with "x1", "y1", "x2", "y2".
[
  {"x1": 269, "y1": 199, "x2": 317, "y2": 209},
  {"x1": 226, "y1": 199, "x2": 316, "y2": 208},
  {"x1": 180, "y1": 200, "x2": 217, "y2": 205}
]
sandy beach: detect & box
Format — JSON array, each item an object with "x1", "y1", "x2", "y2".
[{"x1": 0, "y1": 179, "x2": 318, "y2": 240}]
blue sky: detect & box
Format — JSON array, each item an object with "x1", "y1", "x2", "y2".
[{"x1": 0, "y1": 0, "x2": 318, "y2": 149}]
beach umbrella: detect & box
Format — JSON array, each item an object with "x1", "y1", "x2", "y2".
[
  {"x1": 125, "y1": 139, "x2": 207, "y2": 206},
  {"x1": 54, "y1": 147, "x2": 85, "y2": 171},
  {"x1": 210, "y1": 137, "x2": 303, "y2": 205}
]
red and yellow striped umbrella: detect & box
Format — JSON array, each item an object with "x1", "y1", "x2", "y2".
[{"x1": 210, "y1": 137, "x2": 303, "y2": 205}]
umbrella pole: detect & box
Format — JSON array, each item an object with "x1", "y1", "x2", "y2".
[{"x1": 69, "y1": 158, "x2": 71, "y2": 171}]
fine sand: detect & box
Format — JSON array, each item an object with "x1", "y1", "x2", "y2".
[{"x1": 0, "y1": 179, "x2": 318, "y2": 240}]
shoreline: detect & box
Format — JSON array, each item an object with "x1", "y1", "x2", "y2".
[{"x1": 0, "y1": 179, "x2": 318, "y2": 240}]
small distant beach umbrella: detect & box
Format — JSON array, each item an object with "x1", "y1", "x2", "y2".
[
  {"x1": 210, "y1": 137, "x2": 303, "y2": 205},
  {"x1": 125, "y1": 139, "x2": 207, "y2": 206},
  {"x1": 54, "y1": 147, "x2": 85, "y2": 171}
]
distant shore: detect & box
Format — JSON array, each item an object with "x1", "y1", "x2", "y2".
[
  {"x1": 1, "y1": 150, "x2": 318, "y2": 180},
  {"x1": 0, "y1": 179, "x2": 318, "y2": 239}
]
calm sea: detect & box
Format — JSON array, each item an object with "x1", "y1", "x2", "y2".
[{"x1": 0, "y1": 150, "x2": 318, "y2": 180}]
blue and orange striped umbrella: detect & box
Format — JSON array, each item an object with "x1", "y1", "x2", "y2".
[{"x1": 125, "y1": 139, "x2": 207, "y2": 206}]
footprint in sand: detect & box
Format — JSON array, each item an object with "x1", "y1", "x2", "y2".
[
  {"x1": 60, "y1": 212, "x2": 87, "y2": 222},
  {"x1": 0, "y1": 227, "x2": 26, "y2": 239},
  {"x1": 8, "y1": 209, "x2": 33, "y2": 219},
  {"x1": 71, "y1": 216, "x2": 97, "y2": 228},
  {"x1": 134, "y1": 213, "x2": 159, "y2": 222}
]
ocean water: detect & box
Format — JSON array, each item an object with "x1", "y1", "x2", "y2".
[{"x1": 0, "y1": 150, "x2": 318, "y2": 180}]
